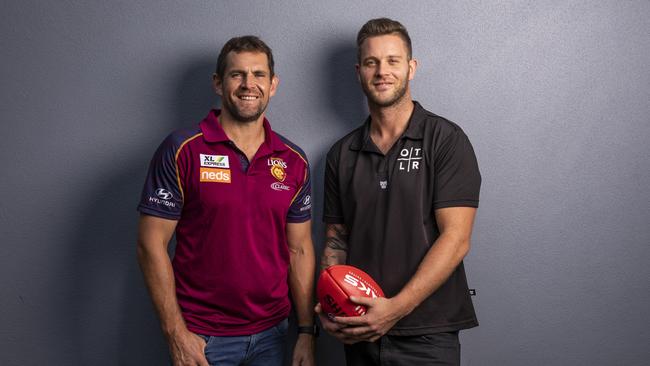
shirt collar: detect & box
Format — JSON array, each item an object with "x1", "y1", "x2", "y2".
[
  {"x1": 350, "y1": 101, "x2": 426, "y2": 151},
  {"x1": 200, "y1": 109, "x2": 288, "y2": 152}
]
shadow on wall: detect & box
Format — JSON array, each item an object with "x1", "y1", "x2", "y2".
[
  {"x1": 312, "y1": 38, "x2": 367, "y2": 254},
  {"x1": 301, "y1": 41, "x2": 367, "y2": 366},
  {"x1": 324, "y1": 40, "x2": 367, "y2": 131},
  {"x1": 67, "y1": 57, "x2": 216, "y2": 365}
]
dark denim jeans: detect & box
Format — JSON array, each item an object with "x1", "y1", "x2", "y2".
[{"x1": 345, "y1": 331, "x2": 461, "y2": 366}]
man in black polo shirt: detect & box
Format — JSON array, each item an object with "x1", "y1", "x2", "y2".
[{"x1": 316, "y1": 18, "x2": 481, "y2": 365}]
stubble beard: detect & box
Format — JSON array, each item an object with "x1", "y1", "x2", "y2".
[
  {"x1": 222, "y1": 98, "x2": 267, "y2": 123},
  {"x1": 362, "y1": 70, "x2": 410, "y2": 108}
]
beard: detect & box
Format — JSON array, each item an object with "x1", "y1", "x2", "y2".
[
  {"x1": 364, "y1": 80, "x2": 408, "y2": 108},
  {"x1": 221, "y1": 97, "x2": 267, "y2": 123},
  {"x1": 362, "y1": 72, "x2": 410, "y2": 108}
]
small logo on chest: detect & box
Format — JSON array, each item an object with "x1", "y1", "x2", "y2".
[
  {"x1": 200, "y1": 154, "x2": 229, "y2": 168},
  {"x1": 271, "y1": 182, "x2": 291, "y2": 191},
  {"x1": 200, "y1": 168, "x2": 231, "y2": 183},
  {"x1": 270, "y1": 165, "x2": 286, "y2": 182},
  {"x1": 267, "y1": 157, "x2": 288, "y2": 168},
  {"x1": 268, "y1": 157, "x2": 288, "y2": 182},
  {"x1": 397, "y1": 147, "x2": 422, "y2": 172}
]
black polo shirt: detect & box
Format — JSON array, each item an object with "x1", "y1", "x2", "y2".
[{"x1": 324, "y1": 101, "x2": 481, "y2": 335}]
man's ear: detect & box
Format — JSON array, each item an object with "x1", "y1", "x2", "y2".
[
  {"x1": 408, "y1": 58, "x2": 418, "y2": 81},
  {"x1": 269, "y1": 75, "x2": 279, "y2": 97},
  {"x1": 212, "y1": 73, "x2": 223, "y2": 96}
]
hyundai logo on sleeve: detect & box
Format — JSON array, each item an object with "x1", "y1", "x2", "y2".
[{"x1": 155, "y1": 188, "x2": 173, "y2": 200}]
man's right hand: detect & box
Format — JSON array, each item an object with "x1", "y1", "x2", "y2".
[
  {"x1": 167, "y1": 328, "x2": 209, "y2": 366},
  {"x1": 314, "y1": 303, "x2": 360, "y2": 345}
]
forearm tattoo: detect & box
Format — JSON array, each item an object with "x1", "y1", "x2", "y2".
[
  {"x1": 321, "y1": 224, "x2": 349, "y2": 269},
  {"x1": 326, "y1": 224, "x2": 349, "y2": 251}
]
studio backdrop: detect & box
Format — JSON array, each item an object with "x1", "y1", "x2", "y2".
[{"x1": 1, "y1": 1, "x2": 649, "y2": 365}]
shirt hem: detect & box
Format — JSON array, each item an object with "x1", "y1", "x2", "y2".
[
  {"x1": 186, "y1": 314, "x2": 289, "y2": 337},
  {"x1": 386, "y1": 318, "x2": 478, "y2": 336}
]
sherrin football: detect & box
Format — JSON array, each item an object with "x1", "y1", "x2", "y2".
[{"x1": 317, "y1": 264, "x2": 385, "y2": 318}]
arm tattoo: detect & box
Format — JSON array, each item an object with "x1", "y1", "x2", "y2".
[
  {"x1": 326, "y1": 224, "x2": 349, "y2": 251},
  {"x1": 321, "y1": 224, "x2": 349, "y2": 269}
]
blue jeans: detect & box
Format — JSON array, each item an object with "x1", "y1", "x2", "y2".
[{"x1": 197, "y1": 319, "x2": 288, "y2": 366}]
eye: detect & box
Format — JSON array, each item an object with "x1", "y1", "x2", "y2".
[
  {"x1": 254, "y1": 72, "x2": 267, "y2": 78},
  {"x1": 364, "y1": 59, "x2": 377, "y2": 67}
]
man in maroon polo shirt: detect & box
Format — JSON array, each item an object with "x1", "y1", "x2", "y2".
[{"x1": 137, "y1": 36, "x2": 316, "y2": 366}]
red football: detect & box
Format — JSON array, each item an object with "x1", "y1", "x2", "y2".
[{"x1": 317, "y1": 264, "x2": 385, "y2": 318}]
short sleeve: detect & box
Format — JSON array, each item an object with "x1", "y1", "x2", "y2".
[
  {"x1": 323, "y1": 147, "x2": 344, "y2": 223},
  {"x1": 137, "y1": 135, "x2": 184, "y2": 219},
  {"x1": 287, "y1": 162, "x2": 312, "y2": 223},
  {"x1": 433, "y1": 130, "x2": 481, "y2": 209}
]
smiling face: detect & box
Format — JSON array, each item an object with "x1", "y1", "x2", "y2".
[
  {"x1": 356, "y1": 34, "x2": 417, "y2": 108},
  {"x1": 214, "y1": 51, "x2": 278, "y2": 123}
]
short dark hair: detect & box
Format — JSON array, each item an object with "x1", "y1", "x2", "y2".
[
  {"x1": 215, "y1": 35, "x2": 275, "y2": 79},
  {"x1": 356, "y1": 18, "x2": 412, "y2": 61}
]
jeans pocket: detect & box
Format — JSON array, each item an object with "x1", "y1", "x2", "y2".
[
  {"x1": 419, "y1": 331, "x2": 460, "y2": 347},
  {"x1": 195, "y1": 333, "x2": 211, "y2": 347}
]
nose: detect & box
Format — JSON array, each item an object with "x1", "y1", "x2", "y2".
[
  {"x1": 241, "y1": 71, "x2": 256, "y2": 89},
  {"x1": 375, "y1": 60, "x2": 390, "y2": 77}
]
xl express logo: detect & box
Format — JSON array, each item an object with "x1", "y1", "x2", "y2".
[{"x1": 200, "y1": 154, "x2": 229, "y2": 168}]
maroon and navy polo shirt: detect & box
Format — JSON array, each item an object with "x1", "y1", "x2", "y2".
[{"x1": 138, "y1": 109, "x2": 311, "y2": 336}]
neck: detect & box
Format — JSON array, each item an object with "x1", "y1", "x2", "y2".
[
  {"x1": 218, "y1": 110, "x2": 266, "y2": 160},
  {"x1": 368, "y1": 93, "x2": 414, "y2": 139}
]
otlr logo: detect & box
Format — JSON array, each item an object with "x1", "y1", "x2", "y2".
[
  {"x1": 397, "y1": 147, "x2": 422, "y2": 172},
  {"x1": 200, "y1": 168, "x2": 231, "y2": 183}
]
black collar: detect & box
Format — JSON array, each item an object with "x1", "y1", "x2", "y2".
[{"x1": 350, "y1": 101, "x2": 427, "y2": 151}]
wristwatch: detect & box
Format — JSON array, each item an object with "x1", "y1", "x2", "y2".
[{"x1": 297, "y1": 324, "x2": 319, "y2": 337}]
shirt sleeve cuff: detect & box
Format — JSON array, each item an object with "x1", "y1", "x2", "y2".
[
  {"x1": 433, "y1": 199, "x2": 479, "y2": 210},
  {"x1": 137, "y1": 205, "x2": 181, "y2": 220},
  {"x1": 287, "y1": 215, "x2": 311, "y2": 223}
]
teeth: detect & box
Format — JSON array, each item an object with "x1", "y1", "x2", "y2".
[{"x1": 240, "y1": 96, "x2": 258, "y2": 100}]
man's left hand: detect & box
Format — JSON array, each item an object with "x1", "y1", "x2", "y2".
[
  {"x1": 291, "y1": 333, "x2": 315, "y2": 366},
  {"x1": 334, "y1": 296, "x2": 410, "y2": 342}
]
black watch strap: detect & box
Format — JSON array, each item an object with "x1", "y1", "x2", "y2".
[{"x1": 297, "y1": 324, "x2": 319, "y2": 337}]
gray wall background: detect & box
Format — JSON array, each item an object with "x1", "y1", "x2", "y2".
[{"x1": 1, "y1": 1, "x2": 649, "y2": 365}]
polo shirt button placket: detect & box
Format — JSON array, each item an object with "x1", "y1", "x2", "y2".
[{"x1": 378, "y1": 155, "x2": 389, "y2": 191}]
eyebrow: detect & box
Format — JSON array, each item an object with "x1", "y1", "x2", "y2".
[
  {"x1": 362, "y1": 55, "x2": 404, "y2": 62},
  {"x1": 228, "y1": 68, "x2": 268, "y2": 74}
]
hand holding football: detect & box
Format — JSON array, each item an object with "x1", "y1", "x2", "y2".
[{"x1": 317, "y1": 265, "x2": 384, "y2": 318}]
